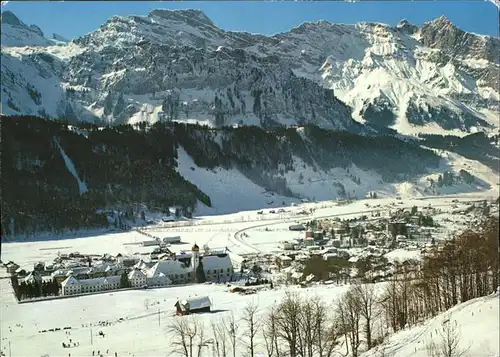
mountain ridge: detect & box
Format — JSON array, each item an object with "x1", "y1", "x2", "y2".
[{"x1": 1, "y1": 9, "x2": 498, "y2": 137}]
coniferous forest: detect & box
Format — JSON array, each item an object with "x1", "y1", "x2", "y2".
[{"x1": 1, "y1": 115, "x2": 442, "y2": 238}]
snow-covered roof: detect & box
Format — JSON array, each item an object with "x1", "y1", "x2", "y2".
[
  {"x1": 227, "y1": 251, "x2": 245, "y2": 263},
  {"x1": 61, "y1": 276, "x2": 79, "y2": 287},
  {"x1": 177, "y1": 296, "x2": 211, "y2": 311},
  {"x1": 128, "y1": 269, "x2": 146, "y2": 280},
  {"x1": 51, "y1": 269, "x2": 68, "y2": 277},
  {"x1": 201, "y1": 254, "x2": 233, "y2": 271},
  {"x1": 24, "y1": 272, "x2": 42, "y2": 283},
  {"x1": 78, "y1": 276, "x2": 121, "y2": 286},
  {"x1": 147, "y1": 260, "x2": 189, "y2": 278}
]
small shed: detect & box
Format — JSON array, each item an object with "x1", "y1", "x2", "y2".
[
  {"x1": 163, "y1": 236, "x2": 181, "y2": 244},
  {"x1": 175, "y1": 296, "x2": 212, "y2": 316},
  {"x1": 289, "y1": 224, "x2": 306, "y2": 231}
]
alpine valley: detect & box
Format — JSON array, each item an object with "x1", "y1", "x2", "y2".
[{"x1": 1, "y1": 10, "x2": 499, "y2": 237}]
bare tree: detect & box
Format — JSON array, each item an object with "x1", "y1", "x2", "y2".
[
  {"x1": 225, "y1": 312, "x2": 239, "y2": 357},
  {"x1": 242, "y1": 301, "x2": 261, "y2": 357},
  {"x1": 265, "y1": 293, "x2": 340, "y2": 357},
  {"x1": 426, "y1": 318, "x2": 471, "y2": 357},
  {"x1": 311, "y1": 297, "x2": 341, "y2": 357},
  {"x1": 351, "y1": 283, "x2": 378, "y2": 350},
  {"x1": 195, "y1": 320, "x2": 206, "y2": 357},
  {"x1": 211, "y1": 318, "x2": 229, "y2": 357},
  {"x1": 168, "y1": 317, "x2": 205, "y2": 357},
  {"x1": 274, "y1": 292, "x2": 302, "y2": 357},
  {"x1": 337, "y1": 290, "x2": 362, "y2": 357},
  {"x1": 263, "y1": 306, "x2": 281, "y2": 357}
]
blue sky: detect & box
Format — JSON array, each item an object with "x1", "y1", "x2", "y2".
[{"x1": 2, "y1": 1, "x2": 498, "y2": 40}]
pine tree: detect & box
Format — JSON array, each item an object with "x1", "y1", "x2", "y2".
[{"x1": 120, "y1": 271, "x2": 131, "y2": 288}]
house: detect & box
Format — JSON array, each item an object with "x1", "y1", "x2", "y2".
[
  {"x1": 61, "y1": 276, "x2": 81, "y2": 296},
  {"x1": 5, "y1": 261, "x2": 20, "y2": 274},
  {"x1": 146, "y1": 260, "x2": 185, "y2": 285},
  {"x1": 60, "y1": 275, "x2": 122, "y2": 296},
  {"x1": 201, "y1": 254, "x2": 234, "y2": 282},
  {"x1": 33, "y1": 261, "x2": 45, "y2": 272},
  {"x1": 51, "y1": 269, "x2": 69, "y2": 283},
  {"x1": 24, "y1": 271, "x2": 43, "y2": 285},
  {"x1": 15, "y1": 267, "x2": 28, "y2": 277},
  {"x1": 276, "y1": 255, "x2": 293, "y2": 269},
  {"x1": 80, "y1": 276, "x2": 121, "y2": 293},
  {"x1": 279, "y1": 241, "x2": 296, "y2": 250},
  {"x1": 128, "y1": 269, "x2": 147, "y2": 288},
  {"x1": 175, "y1": 296, "x2": 211, "y2": 316}
]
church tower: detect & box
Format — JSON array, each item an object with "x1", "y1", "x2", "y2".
[{"x1": 191, "y1": 243, "x2": 200, "y2": 282}]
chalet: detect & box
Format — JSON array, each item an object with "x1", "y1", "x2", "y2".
[
  {"x1": 387, "y1": 221, "x2": 407, "y2": 239},
  {"x1": 313, "y1": 231, "x2": 324, "y2": 240},
  {"x1": 175, "y1": 296, "x2": 211, "y2": 316}
]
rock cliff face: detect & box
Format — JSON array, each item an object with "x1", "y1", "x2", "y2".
[{"x1": 1, "y1": 10, "x2": 499, "y2": 136}]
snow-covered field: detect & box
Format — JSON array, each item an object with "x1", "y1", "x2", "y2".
[
  {"x1": 1, "y1": 192, "x2": 498, "y2": 357},
  {"x1": 0, "y1": 278, "x2": 351, "y2": 357},
  {"x1": 2, "y1": 193, "x2": 496, "y2": 269}
]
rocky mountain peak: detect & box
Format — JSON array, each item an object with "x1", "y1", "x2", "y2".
[
  {"x1": 29, "y1": 25, "x2": 44, "y2": 38},
  {"x1": 1, "y1": 10, "x2": 22, "y2": 26},
  {"x1": 420, "y1": 14, "x2": 499, "y2": 63},
  {"x1": 2, "y1": 9, "x2": 498, "y2": 137},
  {"x1": 430, "y1": 15, "x2": 453, "y2": 27},
  {"x1": 148, "y1": 9, "x2": 216, "y2": 27},
  {"x1": 396, "y1": 19, "x2": 418, "y2": 34},
  {"x1": 1, "y1": 10, "x2": 53, "y2": 47}
]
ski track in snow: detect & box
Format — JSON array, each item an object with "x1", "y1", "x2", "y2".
[{"x1": 53, "y1": 137, "x2": 88, "y2": 195}]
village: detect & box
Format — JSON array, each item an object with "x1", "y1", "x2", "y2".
[
  {"x1": 3, "y1": 197, "x2": 496, "y2": 311},
  {"x1": 1, "y1": 194, "x2": 498, "y2": 357}
]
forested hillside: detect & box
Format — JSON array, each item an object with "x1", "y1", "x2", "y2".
[
  {"x1": 1, "y1": 115, "x2": 441, "y2": 237},
  {"x1": 419, "y1": 132, "x2": 500, "y2": 172}
]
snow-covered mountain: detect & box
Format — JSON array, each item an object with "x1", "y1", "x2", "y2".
[
  {"x1": 1, "y1": 10, "x2": 499, "y2": 136},
  {"x1": 1, "y1": 11, "x2": 54, "y2": 47}
]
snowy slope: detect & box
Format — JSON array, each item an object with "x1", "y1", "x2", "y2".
[
  {"x1": 176, "y1": 147, "x2": 301, "y2": 215},
  {"x1": 53, "y1": 137, "x2": 88, "y2": 195},
  {"x1": 362, "y1": 293, "x2": 500, "y2": 357}
]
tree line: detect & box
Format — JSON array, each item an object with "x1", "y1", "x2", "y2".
[{"x1": 11, "y1": 275, "x2": 61, "y2": 301}]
